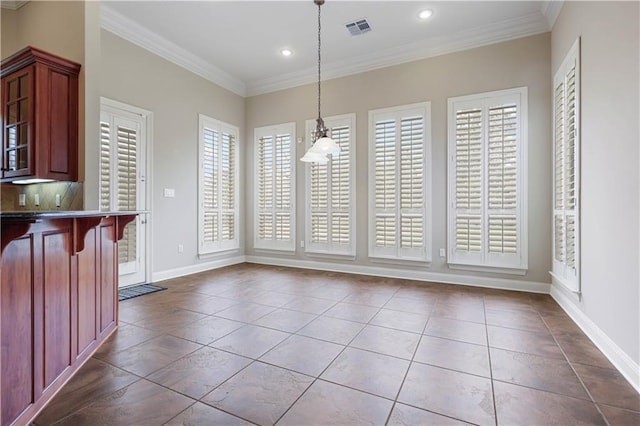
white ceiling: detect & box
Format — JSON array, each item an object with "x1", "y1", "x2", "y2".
[{"x1": 100, "y1": 1, "x2": 562, "y2": 97}]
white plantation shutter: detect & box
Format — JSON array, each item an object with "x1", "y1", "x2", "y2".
[
  {"x1": 116, "y1": 125, "x2": 137, "y2": 264},
  {"x1": 400, "y1": 116, "x2": 424, "y2": 254},
  {"x1": 99, "y1": 122, "x2": 111, "y2": 211},
  {"x1": 454, "y1": 108, "x2": 483, "y2": 255},
  {"x1": 202, "y1": 127, "x2": 218, "y2": 244},
  {"x1": 255, "y1": 123, "x2": 296, "y2": 251},
  {"x1": 305, "y1": 114, "x2": 355, "y2": 255},
  {"x1": 552, "y1": 39, "x2": 580, "y2": 291},
  {"x1": 198, "y1": 115, "x2": 239, "y2": 254},
  {"x1": 369, "y1": 103, "x2": 431, "y2": 261},
  {"x1": 487, "y1": 105, "x2": 518, "y2": 256},
  {"x1": 99, "y1": 112, "x2": 140, "y2": 268},
  {"x1": 448, "y1": 88, "x2": 527, "y2": 271}
]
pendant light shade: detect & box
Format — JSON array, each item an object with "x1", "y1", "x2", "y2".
[
  {"x1": 309, "y1": 136, "x2": 340, "y2": 156},
  {"x1": 300, "y1": 0, "x2": 339, "y2": 164},
  {"x1": 300, "y1": 150, "x2": 329, "y2": 164}
]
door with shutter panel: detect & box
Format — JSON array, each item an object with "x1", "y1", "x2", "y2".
[{"x1": 100, "y1": 100, "x2": 149, "y2": 287}]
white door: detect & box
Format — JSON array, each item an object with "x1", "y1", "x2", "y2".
[{"x1": 100, "y1": 99, "x2": 151, "y2": 287}]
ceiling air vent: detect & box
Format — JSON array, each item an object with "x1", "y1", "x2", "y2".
[{"x1": 345, "y1": 18, "x2": 371, "y2": 36}]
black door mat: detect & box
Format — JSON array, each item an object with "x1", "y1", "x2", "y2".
[{"x1": 118, "y1": 284, "x2": 166, "y2": 301}]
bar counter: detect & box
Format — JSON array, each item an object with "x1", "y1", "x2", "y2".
[{"x1": 1, "y1": 210, "x2": 139, "y2": 426}]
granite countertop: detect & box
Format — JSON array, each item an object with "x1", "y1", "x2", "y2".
[{"x1": 0, "y1": 210, "x2": 144, "y2": 220}]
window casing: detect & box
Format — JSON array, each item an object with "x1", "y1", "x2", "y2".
[
  {"x1": 551, "y1": 38, "x2": 580, "y2": 292},
  {"x1": 304, "y1": 114, "x2": 356, "y2": 256},
  {"x1": 447, "y1": 87, "x2": 528, "y2": 273},
  {"x1": 198, "y1": 114, "x2": 239, "y2": 254},
  {"x1": 254, "y1": 122, "x2": 296, "y2": 252},
  {"x1": 368, "y1": 102, "x2": 431, "y2": 262}
]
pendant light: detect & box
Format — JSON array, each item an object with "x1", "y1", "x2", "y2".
[{"x1": 301, "y1": 0, "x2": 340, "y2": 163}]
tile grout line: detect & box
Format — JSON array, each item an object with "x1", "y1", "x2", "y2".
[
  {"x1": 539, "y1": 312, "x2": 610, "y2": 424},
  {"x1": 271, "y1": 285, "x2": 393, "y2": 425},
  {"x1": 483, "y1": 295, "x2": 499, "y2": 426},
  {"x1": 382, "y1": 291, "x2": 432, "y2": 426},
  {"x1": 381, "y1": 291, "x2": 478, "y2": 426}
]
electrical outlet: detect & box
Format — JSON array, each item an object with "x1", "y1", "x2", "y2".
[
  {"x1": 164, "y1": 188, "x2": 175, "y2": 198},
  {"x1": 19, "y1": 194, "x2": 26, "y2": 206},
  {"x1": 55, "y1": 194, "x2": 61, "y2": 207},
  {"x1": 178, "y1": 244, "x2": 184, "y2": 253},
  {"x1": 439, "y1": 248, "x2": 446, "y2": 257},
  {"x1": 300, "y1": 240, "x2": 305, "y2": 248},
  {"x1": 34, "y1": 193, "x2": 40, "y2": 206}
]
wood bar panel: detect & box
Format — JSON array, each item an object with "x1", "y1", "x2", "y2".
[
  {"x1": 100, "y1": 221, "x2": 116, "y2": 333},
  {"x1": 0, "y1": 213, "x2": 134, "y2": 426},
  {"x1": 42, "y1": 230, "x2": 72, "y2": 389},
  {"x1": 0, "y1": 237, "x2": 35, "y2": 424},
  {"x1": 76, "y1": 227, "x2": 97, "y2": 357}
]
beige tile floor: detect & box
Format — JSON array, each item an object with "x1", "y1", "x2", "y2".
[{"x1": 34, "y1": 264, "x2": 639, "y2": 425}]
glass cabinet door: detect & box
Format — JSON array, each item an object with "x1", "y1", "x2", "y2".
[{"x1": 2, "y1": 68, "x2": 32, "y2": 177}]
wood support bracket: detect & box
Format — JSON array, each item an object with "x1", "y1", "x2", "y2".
[
  {"x1": 115, "y1": 215, "x2": 137, "y2": 241},
  {"x1": 1, "y1": 220, "x2": 35, "y2": 254},
  {"x1": 73, "y1": 216, "x2": 104, "y2": 255}
]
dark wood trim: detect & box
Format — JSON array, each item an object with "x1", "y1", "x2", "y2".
[
  {"x1": 0, "y1": 219, "x2": 34, "y2": 253},
  {"x1": 1, "y1": 46, "x2": 81, "y2": 78},
  {"x1": 73, "y1": 216, "x2": 103, "y2": 255}
]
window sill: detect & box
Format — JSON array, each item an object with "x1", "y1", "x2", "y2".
[
  {"x1": 369, "y1": 256, "x2": 432, "y2": 267},
  {"x1": 306, "y1": 250, "x2": 356, "y2": 261},
  {"x1": 448, "y1": 262, "x2": 527, "y2": 276},
  {"x1": 253, "y1": 247, "x2": 296, "y2": 255},
  {"x1": 198, "y1": 247, "x2": 240, "y2": 260},
  {"x1": 549, "y1": 271, "x2": 581, "y2": 295}
]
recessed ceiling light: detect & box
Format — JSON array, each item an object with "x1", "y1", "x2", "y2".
[
  {"x1": 418, "y1": 9, "x2": 433, "y2": 20},
  {"x1": 280, "y1": 49, "x2": 293, "y2": 57}
]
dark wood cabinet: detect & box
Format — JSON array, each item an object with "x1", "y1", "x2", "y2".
[
  {"x1": 1, "y1": 46, "x2": 80, "y2": 182},
  {"x1": 0, "y1": 213, "x2": 135, "y2": 426}
]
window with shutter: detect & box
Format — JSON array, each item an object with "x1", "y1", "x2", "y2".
[
  {"x1": 368, "y1": 103, "x2": 431, "y2": 262},
  {"x1": 198, "y1": 114, "x2": 239, "y2": 254},
  {"x1": 305, "y1": 114, "x2": 356, "y2": 256},
  {"x1": 254, "y1": 123, "x2": 296, "y2": 251},
  {"x1": 552, "y1": 38, "x2": 580, "y2": 292},
  {"x1": 448, "y1": 87, "x2": 528, "y2": 272}
]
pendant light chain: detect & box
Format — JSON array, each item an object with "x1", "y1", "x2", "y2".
[
  {"x1": 301, "y1": 0, "x2": 340, "y2": 163},
  {"x1": 317, "y1": 0, "x2": 322, "y2": 121}
]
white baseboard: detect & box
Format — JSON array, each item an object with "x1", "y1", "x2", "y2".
[
  {"x1": 245, "y1": 255, "x2": 550, "y2": 294},
  {"x1": 152, "y1": 255, "x2": 246, "y2": 283},
  {"x1": 551, "y1": 283, "x2": 640, "y2": 393}
]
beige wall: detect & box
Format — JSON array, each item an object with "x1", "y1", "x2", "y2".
[
  {"x1": 100, "y1": 30, "x2": 246, "y2": 274},
  {"x1": 1, "y1": 1, "x2": 91, "y2": 204},
  {"x1": 551, "y1": 1, "x2": 639, "y2": 369},
  {"x1": 2, "y1": 1, "x2": 84, "y2": 63},
  {"x1": 246, "y1": 33, "x2": 552, "y2": 287},
  {"x1": 1, "y1": 8, "x2": 19, "y2": 56}
]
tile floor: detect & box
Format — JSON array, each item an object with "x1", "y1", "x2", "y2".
[{"x1": 34, "y1": 264, "x2": 639, "y2": 425}]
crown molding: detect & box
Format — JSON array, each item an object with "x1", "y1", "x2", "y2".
[
  {"x1": 100, "y1": 4, "x2": 550, "y2": 99},
  {"x1": 1, "y1": 0, "x2": 28, "y2": 10},
  {"x1": 100, "y1": 4, "x2": 246, "y2": 97},
  {"x1": 246, "y1": 11, "x2": 550, "y2": 96},
  {"x1": 541, "y1": 0, "x2": 564, "y2": 29}
]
